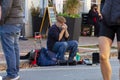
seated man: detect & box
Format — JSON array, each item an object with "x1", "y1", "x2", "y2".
[{"x1": 47, "y1": 16, "x2": 78, "y2": 64}]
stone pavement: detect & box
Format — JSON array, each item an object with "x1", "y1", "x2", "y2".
[
  {"x1": 0, "y1": 36, "x2": 117, "y2": 54},
  {"x1": 0, "y1": 37, "x2": 118, "y2": 71},
  {"x1": 0, "y1": 37, "x2": 117, "y2": 61},
  {"x1": 0, "y1": 37, "x2": 119, "y2": 79}
]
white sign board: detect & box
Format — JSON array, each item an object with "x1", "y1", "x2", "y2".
[
  {"x1": 84, "y1": 0, "x2": 91, "y2": 13},
  {"x1": 53, "y1": 0, "x2": 63, "y2": 13}
]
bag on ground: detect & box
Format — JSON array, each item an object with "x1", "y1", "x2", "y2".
[{"x1": 37, "y1": 48, "x2": 57, "y2": 66}]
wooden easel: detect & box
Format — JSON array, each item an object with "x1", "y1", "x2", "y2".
[{"x1": 39, "y1": 7, "x2": 57, "y2": 36}]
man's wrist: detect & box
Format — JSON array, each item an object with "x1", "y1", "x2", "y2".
[{"x1": 62, "y1": 28, "x2": 66, "y2": 31}]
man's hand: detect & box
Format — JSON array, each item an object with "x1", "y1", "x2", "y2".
[
  {"x1": 62, "y1": 24, "x2": 68, "y2": 31},
  {"x1": 99, "y1": 13, "x2": 103, "y2": 20},
  {"x1": 62, "y1": 24, "x2": 69, "y2": 38},
  {"x1": 58, "y1": 23, "x2": 69, "y2": 41}
]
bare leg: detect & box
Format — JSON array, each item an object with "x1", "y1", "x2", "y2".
[
  {"x1": 99, "y1": 36, "x2": 113, "y2": 80},
  {"x1": 119, "y1": 67, "x2": 120, "y2": 80},
  {"x1": 117, "y1": 42, "x2": 120, "y2": 80},
  {"x1": 117, "y1": 42, "x2": 120, "y2": 60}
]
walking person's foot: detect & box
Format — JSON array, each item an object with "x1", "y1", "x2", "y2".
[
  {"x1": 0, "y1": 76, "x2": 2, "y2": 80},
  {"x1": 2, "y1": 75, "x2": 20, "y2": 80}
]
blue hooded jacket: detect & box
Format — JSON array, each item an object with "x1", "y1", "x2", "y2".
[{"x1": 102, "y1": 0, "x2": 120, "y2": 25}]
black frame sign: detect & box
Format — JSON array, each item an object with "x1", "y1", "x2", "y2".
[{"x1": 40, "y1": 7, "x2": 56, "y2": 34}]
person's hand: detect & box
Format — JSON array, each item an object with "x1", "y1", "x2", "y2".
[
  {"x1": 99, "y1": 13, "x2": 103, "y2": 20},
  {"x1": 62, "y1": 24, "x2": 68, "y2": 30}
]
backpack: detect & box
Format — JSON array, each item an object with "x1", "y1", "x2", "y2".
[
  {"x1": 20, "y1": 47, "x2": 57, "y2": 66},
  {"x1": 37, "y1": 48, "x2": 57, "y2": 66},
  {"x1": 20, "y1": 49, "x2": 41, "y2": 66},
  {"x1": 29, "y1": 49, "x2": 41, "y2": 66}
]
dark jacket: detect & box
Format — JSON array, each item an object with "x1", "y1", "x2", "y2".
[
  {"x1": 0, "y1": 1, "x2": 1, "y2": 5},
  {"x1": 102, "y1": 0, "x2": 120, "y2": 25},
  {"x1": 47, "y1": 24, "x2": 68, "y2": 51},
  {"x1": 88, "y1": 10, "x2": 100, "y2": 25},
  {"x1": 101, "y1": 0, "x2": 105, "y2": 3},
  {"x1": 0, "y1": 0, "x2": 24, "y2": 25}
]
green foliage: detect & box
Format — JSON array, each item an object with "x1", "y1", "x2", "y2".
[
  {"x1": 48, "y1": 1, "x2": 53, "y2": 7},
  {"x1": 31, "y1": 2, "x2": 40, "y2": 16},
  {"x1": 58, "y1": 13, "x2": 80, "y2": 18},
  {"x1": 64, "y1": 0, "x2": 81, "y2": 15},
  {"x1": 58, "y1": 0, "x2": 81, "y2": 18}
]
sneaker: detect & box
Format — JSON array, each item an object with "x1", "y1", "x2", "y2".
[
  {"x1": 0, "y1": 76, "x2": 2, "y2": 80},
  {"x1": 57, "y1": 60, "x2": 68, "y2": 66},
  {"x1": 68, "y1": 60, "x2": 77, "y2": 65},
  {"x1": 77, "y1": 60, "x2": 83, "y2": 64},
  {"x1": 83, "y1": 58, "x2": 92, "y2": 65},
  {"x1": 2, "y1": 76, "x2": 20, "y2": 80},
  {"x1": 19, "y1": 36, "x2": 28, "y2": 40}
]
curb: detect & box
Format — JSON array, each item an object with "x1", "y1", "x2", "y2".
[
  {"x1": 0, "y1": 60, "x2": 30, "y2": 71},
  {"x1": 0, "y1": 48, "x2": 118, "y2": 71}
]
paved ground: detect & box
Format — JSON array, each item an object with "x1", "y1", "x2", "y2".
[
  {"x1": 0, "y1": 58, "x2": 119, "y2": 80},
  {"x1": 0, "y1": 36, "x2": 117, "y2": 54},
  {"x1": 0, "y1": 37, "x2": 119, "y2": 80},
  {"x1": 0, "y1": 37, "x2": 117, "y2": 61},
  {"x1": 1, "y1": 37, "x2": 99, "y2": 54}
]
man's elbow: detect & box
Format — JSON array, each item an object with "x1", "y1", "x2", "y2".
[
  {"x1": 58, "y1": 38, "x2": 61, "y2": 41},
  {"x1": 68, "y1": 34, "x2": 70, "y2": 37},
  {"x1": 66, "y1": 34, "x2": 69, "y2": 38}
]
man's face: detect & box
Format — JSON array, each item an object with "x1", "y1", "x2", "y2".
[
  {"x1": 94, "y1": 7, "x2": 98, "y2": 11},
  {"x1": 60, "y1": 22, "x2": 64, "y2": 27},
  {"x1": 58, "y1": 21, "x2": 64, "y2": 28}
]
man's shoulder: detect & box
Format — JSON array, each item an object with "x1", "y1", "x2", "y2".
[
  {"x1": 52, "y1": 24, "x2": 57, "y2": 28},
  {"x1": 50, "y1": 24, "x2": 57, "y2": 30}
]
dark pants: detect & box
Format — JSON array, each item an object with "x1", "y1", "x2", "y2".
[
  {"x1": 94, "y1": 22, "x2": 100, "y2": 36},
  {"x1": 52, "y1": 40, "x2": 78, "y2": 61}
]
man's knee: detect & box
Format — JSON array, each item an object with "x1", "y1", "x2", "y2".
[
  {"x1": 73, "y1": 40, "x2": 78, "y2": 44},
  {"x1": 61, "y1": 42, "x2": 68, "y2": 48},
  {"x1": 100, "y1": 54, "x2": 109, "y2": 62},
  {"x1": 118, "y1": 50, "x2": 120, "y2": 60},
  {"x1": 72, "y1": 40, "x2": 78, "y2": 47}
]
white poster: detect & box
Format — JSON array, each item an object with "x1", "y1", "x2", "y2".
[
  {"x1": 84, "y1": 0, "x2": 91, "y2": 13},
  {"x1": 40, "y1": 0, "x2": 48, "y2": 16},
  {"x1": 53, "y1": 0, "x2": 63, "y2": 13}
]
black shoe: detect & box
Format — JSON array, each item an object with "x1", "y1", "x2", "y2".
[
  {"x1": 57, "y1": 60, "x2": 68, "y2": 66},
  {"x1": 68, "y1": 60, "x2": 77, "y2": 65},
  {"x1": 77, "y1": 60, "x2": 83, "y2": 65},
  {"x1": 19, "y1": 36, "x2": 28, "y2": 40},
  {"x1": 20, "y1": 52, "x2": 30, "y2": 59}
]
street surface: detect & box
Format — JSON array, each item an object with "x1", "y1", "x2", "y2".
[{"x1": 0, "y1": 58, "x2": 119, "y2": 80}]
